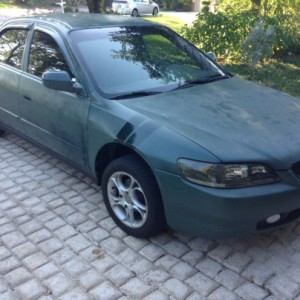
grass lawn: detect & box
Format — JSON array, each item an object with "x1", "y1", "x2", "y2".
[
  {"x1": 0, "y1": 3, "x2": 18, "y2": 9},
  {"x1": 222, "y1": 56, "x2": 300, "y2": 99},
  {"x1": 0, "y1": 0, "x2": 18, "y2": 9},
  {"x1": 143, "y1": 14, "x2": 300, "y2": 99},
  {"x1": 142, "y1": 14, "x2": 186, "y2": 33}
]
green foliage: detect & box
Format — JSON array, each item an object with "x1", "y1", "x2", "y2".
[
  {"x1": 219, "y1": 0, "x2": 300, "y2": 16},
  {"x1": 242, "y1": 20, "x2": 275, "y2": 67},
  {"x1": 272, "y1": 14, "x2": 300, "y2": 54},
  {"x1": 181, "y1": 0, "x2": 300, "y2": 59},
  {"x1": 222, "y1": 55, "x2": 300, "y2": 98},
  {"x1": 201, "y1": 0, "x2": 211, "y2": 13},
  {"x1": 14, "y1": 0, "x2": 53, "y2": 7},
  {"x1": 176, "y1": 0, "x2": 193, "y2": 11},
  {"x1": 181, "y1": 11, "x2": 257, "y2": 58},
  {"x1": 0, "y1": 2, "x2": 18, "y2": 9},
  {"x1": 64, "y1": 5, "x2": 74, "y2": 12},
  {"x1": 161, "y1": 0, "x2": 192, "y2": 11}
]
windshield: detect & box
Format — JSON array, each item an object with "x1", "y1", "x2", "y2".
[{"x1": 70, "y1": 26, "x2": 226, "y2": 98}]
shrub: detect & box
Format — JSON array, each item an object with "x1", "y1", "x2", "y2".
[
  {"x1": 64, "y1": 5, "x2": 74, "y2": 12},
  {"x1": 201, "y1": 0, "x2": 210, "y2": 13},
  {"x1": 242, "y1": 20, "x2": 275, "y2": 66},
  {"x1": 180, "y1": 10, "x2": 257, "y2": 58},
  {"x1": 15, "y1": 0, "x2": 51, "y2": 6},
  {"x1": 180, "y1": 6, "x2": 300, "y2": 59}
]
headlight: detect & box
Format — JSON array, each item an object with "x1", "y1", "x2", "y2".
[{"x1": 177, "y1": 159, "x2": 280, "y2": 188}]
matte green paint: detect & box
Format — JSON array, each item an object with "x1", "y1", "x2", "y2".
[
  {"x1": 0, "y1": 65, "x2": 23, "y2": 132},
  {"x1": 122, "y1": 77, "x2": 300, "y2": 169},
  {"x1": 155, "y1": 169, "x2": 300, "y2": 238},
  {"x1": 19, "y1": 74, "x2": 90, "y2": 167},
  {"x1": 1, "y1": 14, "x2": 300, "y2": 238}
]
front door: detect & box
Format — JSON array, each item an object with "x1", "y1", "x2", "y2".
[
  {"x1": 18, "y1": 29, "x2": 90, "y2": 168},
  {"x1": 140, "y1": 0, "x2": 152, "y2": 14}
]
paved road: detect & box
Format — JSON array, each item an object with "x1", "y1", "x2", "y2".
[
  {"x1": 1, "y1": 132, "x2": 300, "y2": 299},
  {"x1": 0, "y1": 7, "x2": 198, "y2": 25}
]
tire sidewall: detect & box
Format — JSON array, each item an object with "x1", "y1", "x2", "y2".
[
  {"x1": 102, "y1": 155, "x2": 165, "y2": 237},
  {"x1": 132, "y1": 9, "x2": 138, "y2": 17}
]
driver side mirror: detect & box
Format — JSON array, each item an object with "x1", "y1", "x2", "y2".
[{"x1": 42, "y1": 70, "x2": 86, "y2": 96}]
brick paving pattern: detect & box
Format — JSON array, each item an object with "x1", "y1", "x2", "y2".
[{"x1": 1, "y1": 132, "x2": 300, "y2": 299}]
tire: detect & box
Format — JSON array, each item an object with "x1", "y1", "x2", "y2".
[
  {"x1": 131, "y1": 9, "x2": 138, "y2": 17},
  {"x1": 152, "y1": 7, "x2": 158, "y2": 15},
  {"x1": 102, "y1": 155, "x2": 166, "y2": 237}
]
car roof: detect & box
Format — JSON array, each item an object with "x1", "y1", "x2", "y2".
[{"x1": 3, "y1": 13, "x2": 154, "y2": 32}]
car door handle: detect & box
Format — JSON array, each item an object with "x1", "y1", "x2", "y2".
[{"x1": 23, "y1": 95, "x2": 31, "y2": 101}]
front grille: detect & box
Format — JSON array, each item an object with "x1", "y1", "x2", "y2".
[{"x1": 292, "y1": 161, "x2": 300, "y2": 178}]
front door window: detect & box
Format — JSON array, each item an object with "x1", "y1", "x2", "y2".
[{"x1": 28, "y1": 30, "x2": 71, "y2": 77}]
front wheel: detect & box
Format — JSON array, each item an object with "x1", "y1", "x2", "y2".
[
  {"x1": 152, "y1": 7, "x2": 158, "y2": 15},
  {"x1": 131, "y1": 9, "x2": 138, "y2": 17},
  {"x1": 102, "y1": 155, "x2": 166, "y2": 237}
]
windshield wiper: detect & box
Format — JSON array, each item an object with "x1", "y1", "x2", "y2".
[
  {"x1": 110, "y1": 90, "x2": 162, "y2": 100},
  {"x1": 173, "y1": 74, "x2": 230, "y2": 91}
]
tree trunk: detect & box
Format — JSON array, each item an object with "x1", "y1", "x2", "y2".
[{"x1": 87, "y1": 0, "x2": 101, "y2": 13}]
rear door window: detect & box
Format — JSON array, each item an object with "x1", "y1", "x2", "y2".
[{"x1": 0, "y1": 29, "x2": 28, "y2": 69}]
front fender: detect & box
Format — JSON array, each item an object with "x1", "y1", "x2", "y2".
[{"x1": 87, "y1": 97, "x2": 220, "y2": 178}]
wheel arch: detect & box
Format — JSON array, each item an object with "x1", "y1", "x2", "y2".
[
  {"x1": 95, "y1": 142, "x2": 155, "y2": 186},
  {"x1": 101, "y1": 150, "x2": 166, "y2": 237},
  {"x1": 131, "y1": 8, "x2": 138, "y2": 16}
]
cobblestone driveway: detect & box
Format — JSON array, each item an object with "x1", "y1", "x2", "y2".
[{"x1": 1, "y1": 132, "x2": 300, "y2": 300}]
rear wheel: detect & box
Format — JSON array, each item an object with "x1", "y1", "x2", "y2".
[
  {"x1": 152, "y1": 7, "x2": 158, "y2": 15},
  {"x1": 131, "y1": 9, "x2": 138, "y2": 17},
  {"x1": 102, "y1": 155, "x2": 166, "y2": 237}
]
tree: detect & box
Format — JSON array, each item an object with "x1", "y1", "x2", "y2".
[
  {"x1": 219, "y1": 0, "x2": 300, "y2": 16},
  {"x1": 86, "y1": 0, "x2": 103, "y2": 12}
]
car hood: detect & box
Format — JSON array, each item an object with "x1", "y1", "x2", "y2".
[{"x1": 121, "y1": 77, "x2": 300, "y2": 169}]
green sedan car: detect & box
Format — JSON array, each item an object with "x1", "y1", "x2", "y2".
[{"x1": 1, "y1": 14, "x2": 300, "y2": 239}]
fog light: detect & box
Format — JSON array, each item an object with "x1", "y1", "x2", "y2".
[{"x1": 266, "y1": 214, "x2": 281, "y2": 224}]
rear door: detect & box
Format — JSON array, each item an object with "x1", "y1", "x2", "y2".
[
  {"x1": 18, "y1": 26, "x2": 90, "y2": 168},
  {"x1": 0, "y1": 27, "x2": 29, "y2": 133},
  {"x1": 140, "y1": 0, "x2": 152, "y2": 14}
]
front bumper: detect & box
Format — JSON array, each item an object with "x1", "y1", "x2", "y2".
[{"x1": 155, "y1": 169, "x2": 300, "y2": 239}]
